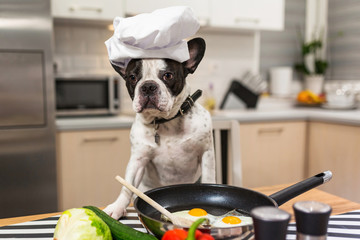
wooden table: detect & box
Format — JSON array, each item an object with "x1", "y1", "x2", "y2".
[
  {"x1": 255, "y1": 184, "x2": 360, "y2": 221},
  {"x1": 1, "y1": 184, "x2": 359, "y2": 227}
]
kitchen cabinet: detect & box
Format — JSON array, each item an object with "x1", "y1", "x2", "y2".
[
  {"x1": 124, "y1": 0, "x2": 210, "y2": 26},
  {"x1": 51, "y1": 0, "x2": 124, "y2": 21},
  {"x1": 209, "y1": 0, "x2": 284, "y2": 31},
  {"x1": 239, "y1": 121, "x2": 306, "y2": 188},
  {"x1": 308, "y1": 122, "x2": 360, "y2": 203},
  {"x1": 124, "y1": 0, "x2": 284, "y2": 31},
  {"x1": 56, "y1": 129, "x2": 131, "y2": 210}
]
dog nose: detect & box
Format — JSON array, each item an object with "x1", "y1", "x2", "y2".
[{"x1": 141, "y1": 82, "x2": 158, "y2": 96}]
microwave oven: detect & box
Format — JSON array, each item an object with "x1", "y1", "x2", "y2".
[{"x1": 55, "y1": 75, "x2": 121, "y2": 117}]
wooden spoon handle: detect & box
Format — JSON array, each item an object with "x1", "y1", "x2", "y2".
[{"x1": 115, "y1": 175, "x2": 174, "y2": 220}]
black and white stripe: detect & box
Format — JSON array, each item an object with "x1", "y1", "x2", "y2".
[
  {"x1": 287, "y1": 210, "x2": 360, "y2": 240},
  {"x1": 0, "y1": 216, "x2": 58, "y2": 239},
  {"x1": 1, "y1": 208, "x2": 360, "y2": 239}
]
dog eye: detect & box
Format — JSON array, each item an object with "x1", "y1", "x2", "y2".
[
  {"x1": 162, "y1": 72, "x2": 174, "y2": 81},
  {"x1": 128, "y1": 75, "x2": 137, "y2": 83}
]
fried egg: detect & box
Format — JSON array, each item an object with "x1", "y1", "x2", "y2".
[
  {"x1": 212, "y1": 215, "x2": 253, "y2": 228},
  {"x1": 168, "y1": 208, "x2": 252, "y2": 228},
  {"x1": 212, "y1": 209, "x2": 253, "y2": 228},
  {"x1": 171, "y1": 208, "x2": 215, "y2": 223}
]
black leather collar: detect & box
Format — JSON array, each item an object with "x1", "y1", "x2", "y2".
[{"x1": 151, "y1": 89, "x2": 202, "y2": 125}]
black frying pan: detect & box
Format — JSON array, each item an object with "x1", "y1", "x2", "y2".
[{"x1": 134, "y1": 171, "x2": 332, "y2": 239}]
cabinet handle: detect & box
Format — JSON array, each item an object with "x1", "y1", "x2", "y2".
[
  {"x1": 258, "y1": 127, "x2": 283, "y2": 134},
  {"x1": 69, "y1": 6, "x2": 103, "y2": 13},
  {"x1": 83, "y1": 137, "x2": 118, "y2": 143},
  {"x1": 234, "y1": 17, "x2": 260, "y2": 24}
]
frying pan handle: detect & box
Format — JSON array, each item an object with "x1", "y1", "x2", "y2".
[{"x1": 269, "y1": 171, "x2": 332, "y2": 206}]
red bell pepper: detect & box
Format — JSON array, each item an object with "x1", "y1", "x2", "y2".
[
  {"x1": 162, "y1": 229, "x2": 188, "y2": 240},
  {"x1": 161, "y1": 218, "x2": 214, "y2": 240}
]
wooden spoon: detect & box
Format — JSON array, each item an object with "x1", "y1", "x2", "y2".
[{"x1": 115, "y1": 175, "x2": 194, "y2": 227}]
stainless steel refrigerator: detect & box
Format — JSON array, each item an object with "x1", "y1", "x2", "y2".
[{"x1": 0, "y1": 0, "x2": 58, "y2": 218}]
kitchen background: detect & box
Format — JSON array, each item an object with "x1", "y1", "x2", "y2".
[
  {"x1": 53, "y1": 0, "x2": 307, "y2": 112},
  {"x1": 53, "y1": 0, "x2": 360, "y2": 111},
  {"x1": 1, "y1": 0, "x2": 360, "y2": 218}
]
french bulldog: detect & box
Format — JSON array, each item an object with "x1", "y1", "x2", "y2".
[{"x1": 104, "y1": 37, "x2": 216, "y2": 219}]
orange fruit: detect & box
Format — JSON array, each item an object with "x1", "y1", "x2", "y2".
[
  {"x1": 297, "y1": 90, "x2": 323, "y2": 104},
  {"x1": 297, "y1": 91, "x2": 312, "y2": 103}
]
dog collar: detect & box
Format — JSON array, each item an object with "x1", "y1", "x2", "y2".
[
  {"x1": 151, "y1": 89, "x2": 202, "y2": 145},
  {"x1": 151, "y1": 89, "x2": 202, "y2": 125}
]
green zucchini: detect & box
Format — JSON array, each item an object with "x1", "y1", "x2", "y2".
[{"x1": 84, "y1": 206, "x2": 157, "y2": 240}]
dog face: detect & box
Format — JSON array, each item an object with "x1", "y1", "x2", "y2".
[
  {"x1": 111, "y1": 38, "x2": 206, "y2": 115},
  {"x1": 123, "y1": 58, "x2": 187, "y2": 113}
]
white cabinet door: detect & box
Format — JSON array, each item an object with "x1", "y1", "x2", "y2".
[
  {"x1": 124, "y1": 0, "x2": 210, "y2": 26},
  {"x1": 52, "y1": 0, "x2": 124, "y2": 21},
  {"x1": 210, "y1": 0, "x2": 284, "y2": 31}
]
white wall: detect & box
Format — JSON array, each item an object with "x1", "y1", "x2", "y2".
[
  {"x1": 188, "y1": 30, "x2": 256, "y2": 109},
  {"x1": 53, "y1": 23, "x2": 257, "y2": 113}
]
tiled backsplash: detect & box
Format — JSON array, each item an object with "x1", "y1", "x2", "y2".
[
  {"x1": 53, "y1": 22, "x2": 258, "y2": 113},
  {"x1": 53, "y1": 22, "x2": 114, "y2": 74}
]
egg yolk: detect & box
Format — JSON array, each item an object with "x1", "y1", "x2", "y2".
[
  {"x1": 222, "y1": 216, "x2": 242, "y2": 225},
  {"x1": 188, "y1": 208, "x2": 208, "y2": 217}
]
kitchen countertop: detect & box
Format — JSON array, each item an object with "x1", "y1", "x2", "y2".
[
  {"x1": 211, "y1": 96, "x2": 360, "y2": 124},
  {"x1": 56, "y1": 97, "x2": 360, "y2": 131},
  {"x1": 211, "y1": 106, "x2": 360, "y2": 125},
  {"x1": 56, "y1": 115, "x2": 134, "y2": 131}
]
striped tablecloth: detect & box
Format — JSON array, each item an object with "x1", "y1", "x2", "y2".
[{"x1": 1, "y1": 208, "x2": 360, "y2": 239}]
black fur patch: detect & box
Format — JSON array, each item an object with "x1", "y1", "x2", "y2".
[
  {"x1": 158, "y1": 59, "x2": 187, "y2": 97},
  {"x1": 123, "y1": 59, "x2": 143, "y2": 99}
]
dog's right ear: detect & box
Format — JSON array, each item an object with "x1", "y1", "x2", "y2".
[{"x1": 111, "y1": 62, "x2": 126, "y2": 79}]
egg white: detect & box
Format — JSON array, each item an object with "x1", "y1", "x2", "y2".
[
  {"x1": 171, "y1": 210, "x2": 212, "y2": 222},
  {"x1": 212, "y1": 215, "x2": 253, "y2": 228}
]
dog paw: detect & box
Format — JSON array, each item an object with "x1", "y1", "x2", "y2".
[{"x1": 103, "y1": 203, "x2": 127, "y2": 220}]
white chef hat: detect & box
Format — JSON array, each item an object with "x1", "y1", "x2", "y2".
[{"x1": 105, "y1": 6, "x2": 200, "y2": 68}]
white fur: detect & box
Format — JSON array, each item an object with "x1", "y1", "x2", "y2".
[{"x1": 104, "y1": 59, "x2": 216, "y2": 219}]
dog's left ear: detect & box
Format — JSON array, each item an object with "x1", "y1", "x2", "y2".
[{"x1": 183, "y1": 37, "x2": 206, "y2": 74}]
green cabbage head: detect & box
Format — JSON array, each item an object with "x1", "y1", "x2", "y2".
[{"x1": 53, "y1": 208, "x2": 111, "y2": 240}]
